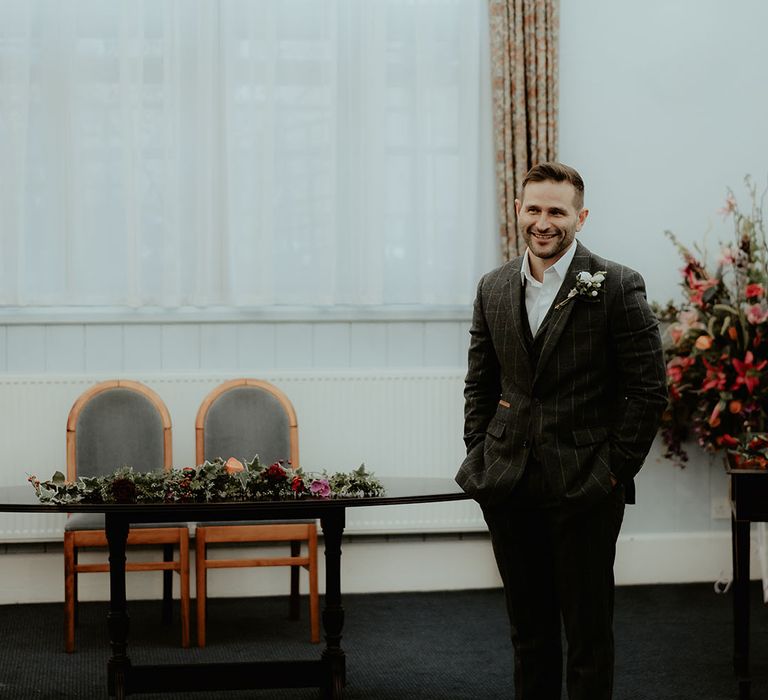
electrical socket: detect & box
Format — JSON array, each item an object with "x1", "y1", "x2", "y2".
[{"x1": 711, "y1": 496, "x2": 731, "y2": 520}]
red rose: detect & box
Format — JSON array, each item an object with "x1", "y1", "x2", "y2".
[
  {"x1": 111, "y1": 478, "x2": 137, "y2": 504},
  {"x1": 266, "y1": 462, "x2": 287, "y2": 481},
  {"x1": 291, "y1": 476, "x2": 306, "y2": 493},
  {"x1": 746, "y1": 283, "x2": 765, "y2": 300}
]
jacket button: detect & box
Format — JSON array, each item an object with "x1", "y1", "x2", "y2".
[{"x1": 522, "y1": 440, "x2": 529, "y2": 449}]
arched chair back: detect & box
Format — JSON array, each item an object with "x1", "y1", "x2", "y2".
[
  {"x1": 63, "y1": 380, "x2": 190, "y2": 652},
  {"x1": 67, "y1": 380, "x2": 172, "y2": 479},
  {"x1": 196, "y1": 379, "x2": 298, "y2": 467},
  {"x1": 194, "y1": 378, "x2": 318, "y2": 647}
]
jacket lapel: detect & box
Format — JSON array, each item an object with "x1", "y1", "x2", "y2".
[
  {"x1": 533, "y1": 241, "x2": 593, "y2": 385},
  {"x1": 506, "y1": 258, "x2": 534, "y2": 376}
]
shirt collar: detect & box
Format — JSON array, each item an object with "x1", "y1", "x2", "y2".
[{"x1": 521, "y1": 240, "x2": 578, "y2": 286}]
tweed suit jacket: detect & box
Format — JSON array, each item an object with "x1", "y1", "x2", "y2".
[{"x1": 456, "y1": 240, "x2": 667, "y2": 508}]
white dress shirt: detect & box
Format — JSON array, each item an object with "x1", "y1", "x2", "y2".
[{"x1": 521, "y1": 241, "x2": 578, "y2": 337}]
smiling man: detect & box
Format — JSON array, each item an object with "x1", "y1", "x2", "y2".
[{"x1": 456, "y1": 162, "x2": 667, "y2": 699}]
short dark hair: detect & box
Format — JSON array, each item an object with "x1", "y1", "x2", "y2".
[{"x1": 521, "y1": 161, "x2": 585, "y2": 209}]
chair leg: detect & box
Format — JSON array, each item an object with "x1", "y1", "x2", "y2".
[
  {"x1": 289, "y1": 541, "x2": 301, "y2": 621},
  {"x1": 196, "y1": 533, "x2": 207, "y2": 648},
  {"x1": 64, "y1": 534, "x2": 76, "y2": 653},
  {"x1": 178, "y1": 530, "x2": 190, "y2": 648},
  {"x1": 73, "y1": 546, "x2": 79, "y2": 627},
  {"x1": 308, "y1": 527, "x2": 320, "y2": 644},
  {"x1": 162, "y1": 543, "x2": 173, "y2": 625}
]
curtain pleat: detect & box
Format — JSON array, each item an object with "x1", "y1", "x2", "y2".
[{"x1": 489, "y1": 0, "x2": 559, "y2": 261}]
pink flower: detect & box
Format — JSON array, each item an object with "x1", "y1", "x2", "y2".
[
  {"x1": 732, "y1": 351, "x2": 767, "y2": 394},
  {"x1": 309, "y1": 478, "x2": 331, "y2": 498},
  {"x1": 224, "y1": 457, "x2": 245, "y2": 474},
  {"x1": 746, "y1": 304, "x2": 768, "y2": 325},
  {"x1": 701, "y1": 358, "x2": 727, "y2": 392},
  {"x1": 669, "y1": 326, "x2": 684, "y2": 345},
  {"x1": 679, "y1": 309, "x2": 701, "y2": 327},
  {"x1": 667, "y1": 356, "x2": 695, "y2": 384},
  {"x1": 709, "y1": 402, "x2": 723, "y2": 427},
  {"x1": 719, "y1": 246, "x2": 736, "y2": 266},
  {"x1": 686, "y1": 272, "x2": 719, "y2": 307},
  {"x1": 718, "y1": 193, "x2": 737, "y2": 218}
]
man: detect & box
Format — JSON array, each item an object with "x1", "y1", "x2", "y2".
[{"x1": 456, "y1": 162, "x2": 667, "y2": 699}]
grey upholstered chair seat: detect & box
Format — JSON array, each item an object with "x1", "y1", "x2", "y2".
[{"x1": 65, "y1": 513, "x2": 187, "y2": 531}]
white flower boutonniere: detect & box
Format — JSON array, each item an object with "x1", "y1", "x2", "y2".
[{"x1": 554, "y1": 270, "x2": 607, "y2": 310}]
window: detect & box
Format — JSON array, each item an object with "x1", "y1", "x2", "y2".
[{"x1": 0, "y1": 0, "x2": 497, "y2": 310}]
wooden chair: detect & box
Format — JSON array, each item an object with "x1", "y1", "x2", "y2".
[
  {"x1": 63, "y1": 380, "x2": 190, "y2": 653},
  {"x1": 194, "y1": 378, "x2": 319, "y2": 647}
]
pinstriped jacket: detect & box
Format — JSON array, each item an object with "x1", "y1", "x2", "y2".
[{"x1": 456, "y1": 240, "x2": 667, "y2": 508}]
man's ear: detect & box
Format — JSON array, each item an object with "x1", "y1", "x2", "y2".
[
  {"x1": 576, "y1": 207, "x2": 589, "y2": 231},
  {"x1": 514, "y1": 199, "x2": 522, "y2": 216}
]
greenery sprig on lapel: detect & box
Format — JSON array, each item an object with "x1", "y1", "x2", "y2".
[{"x1": 555, "y1": 270, "x2": 607, "y2": 310}]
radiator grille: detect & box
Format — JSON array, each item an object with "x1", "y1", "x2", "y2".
[{"x1": 0, "y1": 372, "x2": 484, "y2": 540}]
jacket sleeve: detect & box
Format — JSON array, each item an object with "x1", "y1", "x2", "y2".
[
  {"x1": 463, "y1": 275, "x2": 502, "y2": 454},
  {"x1": 607, "y1": 267, "x2": 668, "y2": 483}
]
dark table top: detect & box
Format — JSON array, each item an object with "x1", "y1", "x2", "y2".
[{"x1": 0, "y1": 477, "x2": 470, "y2": 521}]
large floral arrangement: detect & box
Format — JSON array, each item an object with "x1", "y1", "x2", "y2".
[
  {"x1": 659, "y1": 178, "x2": 768, "y2": 468},
  {"x1": 28, "y1": 457, "x2": 385, "y2": 505}
]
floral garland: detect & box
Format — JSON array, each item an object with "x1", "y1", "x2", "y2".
[{"x1": 28, "y1": 457, "x2": 385, "y2": 505}]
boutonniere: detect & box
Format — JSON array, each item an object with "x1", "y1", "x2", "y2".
[{"x1": 554, "y1": 270, "x2": 607, "y2": 310}]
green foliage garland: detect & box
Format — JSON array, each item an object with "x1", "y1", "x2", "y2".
[{"x1": 28, "y1": 457, "x2": 385, "y2": 505}]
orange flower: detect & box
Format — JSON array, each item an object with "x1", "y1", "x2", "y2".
[
  {"x1": 729, "y1": 326, "x2": 739, "y2": 340},
  {"x1": 729, "y1": 400, "x2": 743, "y2": 413},
  {"x1": 225, "y1": 457, "x2": 245, "y2": 474},
  {"x1": 695, "y1": 335, "x2": 713, "y2": 350}
]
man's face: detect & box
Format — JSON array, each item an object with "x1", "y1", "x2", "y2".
[{"x1": 515, "y1": 180, "x2": 588, "y2": 265}]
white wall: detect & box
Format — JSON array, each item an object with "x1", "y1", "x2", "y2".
[{"x1": 560, "y1": 0, "x2": 768, "y2": 305}]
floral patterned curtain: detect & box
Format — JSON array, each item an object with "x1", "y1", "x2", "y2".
[{"x1": 489, "y1": 0, "x2": 559, "y2": 260}]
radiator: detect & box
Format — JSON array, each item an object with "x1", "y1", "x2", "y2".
[{"x1": 0, "y1": 371, "x2": 485, "y2": 541}]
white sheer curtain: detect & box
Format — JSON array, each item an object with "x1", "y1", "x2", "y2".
[{"x1": 0, "y1": 0, "x2": 496, "y2": 309}]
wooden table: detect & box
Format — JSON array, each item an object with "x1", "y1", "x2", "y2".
[
  {"x1": 0, "y1": 477, "x2": 469, "y2": 698},
  {"x1": 729, "y1": 469, "x2": 768, "y2": 700}
]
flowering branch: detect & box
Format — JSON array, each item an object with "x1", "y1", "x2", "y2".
[{"x1": 660, "y1": 179, "x2": 768, "y2": 468}]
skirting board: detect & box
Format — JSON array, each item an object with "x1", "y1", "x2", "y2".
[{"x1": 0, "y1": 530, "x2": 752, "y2": 606}]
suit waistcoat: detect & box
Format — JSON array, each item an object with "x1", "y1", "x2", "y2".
[{"x1": 519, "y1": 282, "x2": 551, "y2": 368}]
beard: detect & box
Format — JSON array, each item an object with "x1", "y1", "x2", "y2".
[{"x1": 520, "y1": 224, "x2": 576, "y2": 261}]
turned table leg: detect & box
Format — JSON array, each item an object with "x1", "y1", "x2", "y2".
[
  {"x1": 321, "y1": 508, "x2": 346, "y2": 699},
  {"x1": 105, "y1": 514, "x2": 131, "y2": 699}
]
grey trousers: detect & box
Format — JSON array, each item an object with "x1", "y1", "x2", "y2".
[{"x1": 482, "y1": 466, "x2": 626, "y2": 700}]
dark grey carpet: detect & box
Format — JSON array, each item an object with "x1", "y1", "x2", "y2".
[{"x1": 0, "y1": 583, "x2": 765, "y2": 699}]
